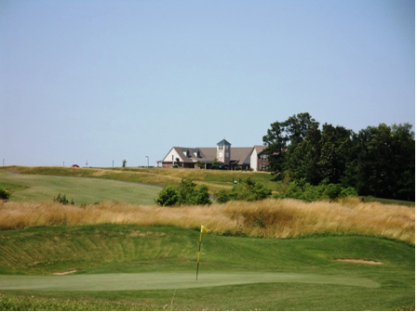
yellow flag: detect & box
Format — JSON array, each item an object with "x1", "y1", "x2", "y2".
[{"x1": 201, "y1": 225, "x2": 210, "y2": 233}]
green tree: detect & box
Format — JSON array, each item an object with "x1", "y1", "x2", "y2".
[
  {"x1": 264, "y1": 113, "x2": 414, "y2": 201},
  {"x1": 390, "y1": 123, "x2": 415, "y2": 200},
  {"x1": 122, "y1": 159, "x2": 127, "y2": 168},
  {"x1": 263, "y1": 112, "x2": 320, "y2": 180},
  {"x1": 318, "y1": 123, "x2": 353, "y2": 185},
  {"x1": 350, "y1": 123, "x2": 414, "y2": 200}
]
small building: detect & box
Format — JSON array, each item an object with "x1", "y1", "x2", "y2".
[{"x1": 161, "y1": 139, "x2": 268, "y2": 171}]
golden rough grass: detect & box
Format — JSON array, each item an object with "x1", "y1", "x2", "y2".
[{"x1": 0, "y1": 198, "x2": 414, "y2": 244}]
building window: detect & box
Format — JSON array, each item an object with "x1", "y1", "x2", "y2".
[{"x1": 219, "y1": 145, "x2": 223, "y2": 150}]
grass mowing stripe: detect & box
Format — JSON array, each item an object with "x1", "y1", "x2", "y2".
[
  {"x1": 0, "y1": 272, "x2": 379, "y2": 291},
  {"x1": 0, "y1": 171, "x2": 161, "y2": 205}
]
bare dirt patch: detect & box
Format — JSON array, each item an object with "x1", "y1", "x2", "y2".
[
  {"x1": 128, "y1": 230, "x2": 166, "y2": 237},
  {"x1": 53, "y1": 270, "x2": 77, "y2": 276},
  {"x1": 335, "y1": 258, "x2": 383, "y2": 265}
]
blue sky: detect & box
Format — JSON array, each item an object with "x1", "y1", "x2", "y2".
[{"x1": 1, "y1": 0, "x2": 414, "y2": 167}]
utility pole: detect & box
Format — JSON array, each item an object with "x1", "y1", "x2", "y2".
[
  {"x1": 112, "y1": 160, "x2": 114, "y2": 168},
  {"x1": 145, "y1": 156, "x2": 149, "y2": 168}
]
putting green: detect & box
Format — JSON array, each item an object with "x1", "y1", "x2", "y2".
[{"x1": 0, "y1": 272, "x2": 379, "y2": 291}]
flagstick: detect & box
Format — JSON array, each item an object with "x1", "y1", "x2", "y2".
[{"x1": 196, "y1": 231, "x2": 202, "y2": 281}]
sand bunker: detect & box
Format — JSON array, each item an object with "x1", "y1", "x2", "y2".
[
  {"x1": 53, "y1": 270, "x2": 77, "y2": 276},
  {"x1": 335, "y1": 259, "x2": 383, "y2": 265}
]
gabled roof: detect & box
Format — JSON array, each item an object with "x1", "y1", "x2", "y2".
[
  {"x1": 217, "y1": 139, "x2": 231, "y2": 146},
  {"x1": 229, "y1": 147, "x2": 253, "y2": 165},
  {"x1": 252, "y1": 145, "x2": 266, "y2": 155}
]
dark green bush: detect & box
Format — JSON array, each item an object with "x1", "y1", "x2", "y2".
[
  {"x1": 155, "y1": 179, "x2": 212, "y2": 206},
  {"x1": 53, "y1": 193, "x2": 75, "y2": 205},
  {"x1": 216, "y1": 178, "x2": 272, "y2": 203},
  {"x1": 0, "y1": 188, "x2": 11, "y2": 200},
  {"x1": 339, "y1": 186, "x2": 358, "y2": 197},
  {"x1": 155, "y1": 186, "x2": 179, "y2": 206},
  {"x1": 190, "y1": 185, "x2": 212, "y2": 205},
  {"x1": 324, "y1": 183, "x2": 342, "y2": 200},
  {"x1": 215, "y1": 189, "x2": 231, "y2": 204},
  {"x1": 177, "y1": 178, "x2": 197, "y2": 205},
  {"x1": 274, "y1": 179, "x2": 359, "y2": 202}
]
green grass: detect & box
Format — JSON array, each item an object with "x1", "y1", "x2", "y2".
[
  {"x1": 0, "y1": 171, "x2": 161, "y2": 205},
  {"x1": 0, "y1": 166, "x2": 414, "y2": 310},
  {"x1": 3, "y1": 166, "x2": 415, "y2": 207},
  {"x1": 0, "y1": 224, "x2": 414, "y2": 310},
  {"x1": 361, "y1": 196, "x2": 415, "y2": 207},
  {"x1": 0, "y1": 181, "x2": 28, "y2": 192},
  {"x1": 1, "y1": 166, "x2": 277, "y2": 192}
]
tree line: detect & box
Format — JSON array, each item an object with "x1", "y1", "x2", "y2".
[{"x1": 263, "y1": 113, "x2": 415, "y2": 201}]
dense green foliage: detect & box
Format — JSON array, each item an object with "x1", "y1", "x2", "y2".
[
  {"x1": 215, "y1": 178, "x2": 272, "y2": 203},
  {"x1": 263, "y1": 113, "x2": 415, "y2": 201},
  {"x1": 0, "y1": 188, "x2": 10, "y2": 200},
  {"x1": 274, "y1": 179, "x2": 357, "y2": 202},
  {"x1": 156, "y1": 178, "x2": 211, "y2": 206}
]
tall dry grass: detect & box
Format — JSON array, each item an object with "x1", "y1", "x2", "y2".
[{"x1": 0, "y1": 198, "x2": 414, "y2": 244}]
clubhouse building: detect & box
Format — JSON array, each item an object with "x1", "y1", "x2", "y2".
[{"x1": 160, "y1": 139, "x2": 268, "y2": 171}]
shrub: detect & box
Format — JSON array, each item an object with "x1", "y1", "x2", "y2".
[
  {"x1": 177, "y1": 178, "x2": 197, "y2": 205},
  {"x1": 190, "y1": 185, "x2": 211, "y2": 205},
  {"x1": 339, "y1": 186, "x2": 358, "y2": 197},
  {"x1": 53, "y1": 193, "x2": 68, "y2": 204},
  {"x1": 0, "y1": 188, "x2": 11, "y2": 200},
  {"x1": 53, "y1": 193, "x2": 74, "y2": 205},
  {"x1": 155, "y1": 179, "x2": 212, "y2": 206},
  {"x1": 275, "y1": 179, "x2": 359, "y2": 202},
  {"x1": 217, "y1": 178, "x2": 272, "y2": 203},
  {"x1": 155, "y1": 186, "x2": 178, "y2": 206},
  {"x1": 215, "y1": 189, "x2": 231, "y2": 204}
]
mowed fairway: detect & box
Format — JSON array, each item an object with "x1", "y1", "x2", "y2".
[{"x1": 0, "y1": 171, "x2": 161, "y2": 205}]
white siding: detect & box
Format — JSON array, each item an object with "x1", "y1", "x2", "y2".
[
  {"x1": 250, "y1": 148, "x2": 258, "y2": 171},
  {"x1": 163, "y1": 148, "x2": 183, "y2": 163}
]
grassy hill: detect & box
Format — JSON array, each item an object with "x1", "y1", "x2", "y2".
[
  {"x1": 2, "y1": 166, "x2": 414, "y2": 207},
  {"x1": 0, "y1": 166, "x2": 414, "y2": 310},
  {"x1": 1, "y1": 166, "x2": 275, "y2": 193},
  {"x1": 0, "y1": 170, "x2": 161, "y2": 205},
  {"x1": 0, "y1": 224, "x2": 414, "y2": 310}
]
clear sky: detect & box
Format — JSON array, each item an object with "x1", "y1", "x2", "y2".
[{"x1": 1, "y1": 0, "x2": 414, "y2": 167}]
